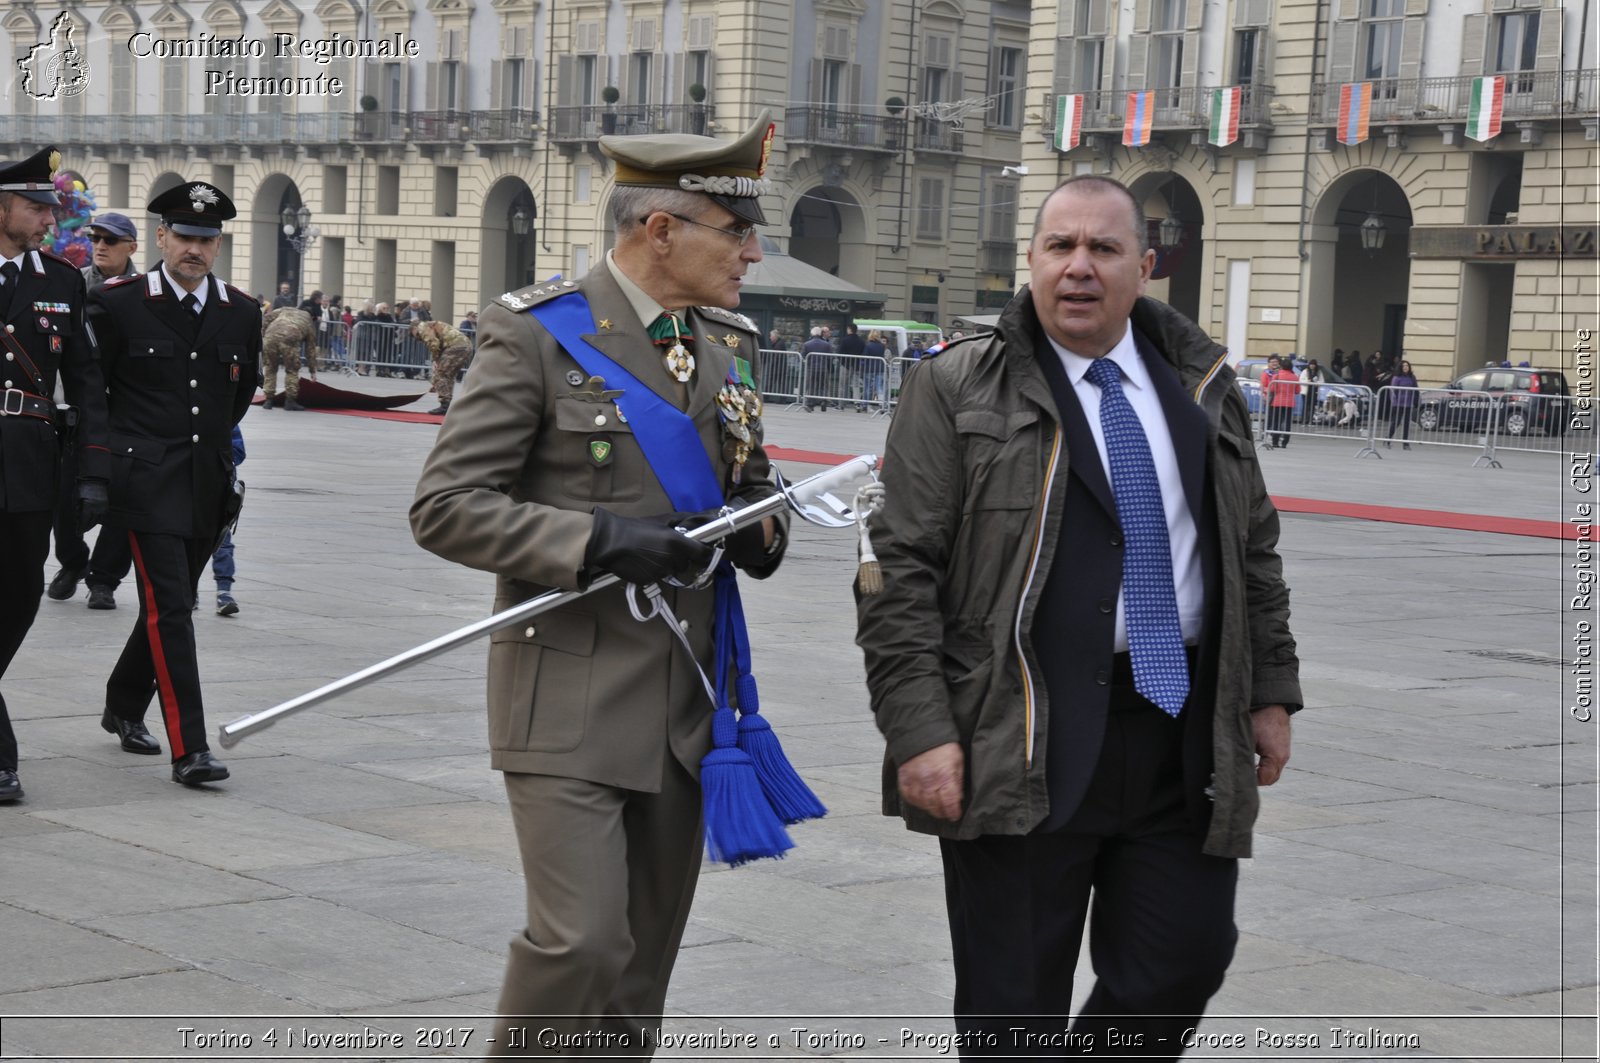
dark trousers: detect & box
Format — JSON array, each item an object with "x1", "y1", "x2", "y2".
[
  {"x1": 88, "y1": 524, "x2": 133, "y2": 592},
  {"x1": 940, "y1": 686, "x2": 1238, "y2": 1060},
  {"x1": 53, "y1": 445, "x2": 87, "y2": 571},
  {"x1": 1386, "y1": 405, "x2": 1413, "y2": 442},
  {"x1": 1265, "y1": 406, "x2": 1293, "y2": 447},
  {"x1": 0, "y1": 511, "x2": 53, "y2": 771},
  {"x1": 106, "y1": 530, "x2": 213, "y2": 761}
]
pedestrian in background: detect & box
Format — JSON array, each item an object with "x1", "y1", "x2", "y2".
[
  {"x1": 1385, "y1": 359, "x2": 1418, "y2": 450},
  {"x1": 1263, "y1": 354, "x2": 1298, "y2": 448},
  {"x1": 411, "y1": 317, "x2": 473, "y2": 416}
]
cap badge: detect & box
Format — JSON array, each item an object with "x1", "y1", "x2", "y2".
[{"x1": 188, "y1": 184, "x2": 219, "y2": 212}]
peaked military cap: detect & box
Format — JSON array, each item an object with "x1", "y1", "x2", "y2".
[
  {"x1": 150, "y1": 181, "x2": 237, "y2": 236},
  {"x1": 0, "y1": 146, "x2": 63, "y2": 205},
  {"x1": 600, "y1": 108, "x2": 777, "y2": 226}
]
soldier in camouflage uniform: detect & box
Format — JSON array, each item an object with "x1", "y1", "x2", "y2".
[
  {"x1": 412, "y1": 318, "x2": 472, "y2": 415},
  {"x1": 261, "y1": 305, "x2": 316, "y2": 410}
]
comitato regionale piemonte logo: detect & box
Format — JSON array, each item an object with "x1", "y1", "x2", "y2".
[{"x1": 18, "y1": 12, "x2": 92, "y2": 101}]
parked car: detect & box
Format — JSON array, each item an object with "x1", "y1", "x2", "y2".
[{"x1": 1414, "y1": 367, "x2": 1571, "y2": 436}]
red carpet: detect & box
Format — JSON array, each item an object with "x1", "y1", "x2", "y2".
[
  {"x1": 262, "y1": 423, "x2": 1569, "y2": 541},
  {"x1": 256, "y1": 378, "x2": 427, "y2": 412},
  {"x1": 767, "y1": 448, "x2": 1572, "y2": 541}
]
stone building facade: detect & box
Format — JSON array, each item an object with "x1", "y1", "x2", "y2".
[{"x1": 0, "y1": 0, "x2": 1592, "y2": 379}]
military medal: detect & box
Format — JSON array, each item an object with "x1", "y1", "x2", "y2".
[
  {"x1": 650, "y1": 311, "x2": 696, "y2": 384},
  {"x1": 715, "y1": 357, "x2": 764, "y2": 484}
]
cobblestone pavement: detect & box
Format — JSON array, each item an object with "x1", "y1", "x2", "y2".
[{"x1": 1, "y1": 382, "x2": 1593, "y2": 1061}]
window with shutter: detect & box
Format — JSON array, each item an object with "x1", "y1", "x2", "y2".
[
  {"x1": 576, "y1": 20, "x2": 600, "y2": 54},
  {"x1": 110, "y1": 45, "x2": 133, "y2": 115},
  {"x1": 689, "y1": 15, "x2": 714, "y2": 50},
  {"x1": 990, "y1": 45, "x2": 1023, "y2": 128},
  {"x1": 917, "y1": 178, "x2": 946, "y2": 240}
]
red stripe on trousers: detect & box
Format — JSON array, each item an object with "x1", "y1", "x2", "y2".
[{"x1": 128, "y1": 531, "x2": 186, "y2": 759}]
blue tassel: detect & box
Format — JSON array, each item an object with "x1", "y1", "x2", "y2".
[
  {"x1": 738, "y1": 713, "x2": 827, "y2": 824},
  {"x1": 701, "y1": 707, "x2": 793, "y2": 867},
  {"x1": 733, "y1": 673, "x2": 826, "y2": 825}
]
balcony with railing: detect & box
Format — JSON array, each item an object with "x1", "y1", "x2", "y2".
[
  {"x1": 981, "y1": 240, "x2": 1019, "y2": 274},
  {"x1": 1308, "y1": 69, "x2": 1599, "y2": 127},
  {"x1": 1047, "y1": 83, "x2": 1276, "y2": 145},
  {"x1": 913, "y1": 117, "x2": 966, "y2": 155},
  {"x1": 783, "y1": 107, "x2": 907, "y2": 155},
  {"x1": 0, "y1": 109, "x2": 539, "y2": 149},
  {"x1": 549, "y1": 103, "x2": 714, "y2": 143}
]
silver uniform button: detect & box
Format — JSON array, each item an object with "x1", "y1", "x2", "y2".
[
  {"x1": 4, "y1": 351, "x2": 11, "y2": 359},
  {"x1": 3, "y1": 381, "x2": 9, "y2": 388},
  {"x1": 191, "y1": 434, "x2": 200, "y2": 442},
  {"x1": 190, "y1": 352, "x2": 197, "y2": 360},
  {"x1": 5, "y1": 325, "x2": 14, "y2": 334},
  {"x1": 524, "y1": 626, "x2": 536, "y2": 638},
  {"x1": 191, "y1": 406, "x2": 199, "y2": 414},
  {"x1": 190, "y1": 380, "x2": 197, "y2": 387},
  {"x1": 594, "y1": 414, "x2": 606, "y2": 426}
]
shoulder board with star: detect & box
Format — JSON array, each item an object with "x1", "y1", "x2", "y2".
[
  {"x1": 695, "y1": 305, "x2": 758, "y2": 335},
  {"x1": 497, "y1": 279, "x2": 579, "y2": 312}
]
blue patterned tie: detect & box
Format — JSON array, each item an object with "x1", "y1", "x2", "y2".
[{"x1": 1084, "y1": 357, "x2": 1189, "y2": 716}]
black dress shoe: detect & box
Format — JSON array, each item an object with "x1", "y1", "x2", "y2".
[
  {"x1": 0, "y1": 769, "x2": 21, "y2": 801},
  {"x1": 173, "y1": 750, "x2": 230, "y2": 786},
  {"x1": 87, "y1": 585, "x2": 116, "y2": 609},
  {"x1": 48, "y1": 565, "x2": 86, "y2": 601},
  {"x1": 102, "y1": 710, "x2": 161, "y2": 755}
]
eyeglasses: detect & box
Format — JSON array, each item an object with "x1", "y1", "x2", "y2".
[
  {"x1": 644, "y1": 212, "x2": 758, "y2": 246},
  {"x1": 88, "y1": 234, "x2": 129, "y2": 245}
]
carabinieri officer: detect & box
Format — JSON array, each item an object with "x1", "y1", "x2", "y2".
[
  {"x1": 88, "y1": 180, "x2": 260, "y2": 786},
  {"x1": 0, "y1": 145, "x2": 110, "y2": 802}
]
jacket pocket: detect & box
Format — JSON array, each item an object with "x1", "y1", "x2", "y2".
[
  {"x1": 552, "y1": 396, "x2": 644, "y2": 503},
  {"x1": 955, "y1": 407, "x2": 1039, "y2": 511},
  {"x1": 942, "y1": 618, "x2": 996, "y2": 742},
  {"x1": 486, "y1": 610, "x2": 596, "y2": 753},
  {"x1": 126, "y1": 339, "x2": 180, "y2": 390}
]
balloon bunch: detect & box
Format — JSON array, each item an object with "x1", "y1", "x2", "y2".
[{"x1": 46, "y1": 173, "x2": 97, "y2": 268}]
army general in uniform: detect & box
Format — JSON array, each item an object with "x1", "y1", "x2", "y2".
[
  {"x1": 88, "y1": 181, "x2": 260, "y2": 786},
  {"x1": 411, "y1": 112, "x2": 787, "y2": 1056},
  {"x1": 0, "y1": 147, "x2": 110, "y2": 802}
]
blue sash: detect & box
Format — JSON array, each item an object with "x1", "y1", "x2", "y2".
[{"x1": 527, "y1": 291, "x2": 755, "y2": 712}]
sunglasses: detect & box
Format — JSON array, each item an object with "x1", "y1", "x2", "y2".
[{"x1": 88, "y1": 234, "x2": 130, "y2": 245}]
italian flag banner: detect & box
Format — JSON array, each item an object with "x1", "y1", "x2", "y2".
[
  {"x1": 1209, "y1": 86, "x2": 1241, "y2": 147},
  {"x1": 1056, "y1": 94, "x2": 1084, "y2": 151},
  {"x1": 1123, "y1": 92, "x2": 1154, "y2": 147},
  {"x1": 1337, "y1": 82, "x2": 1371, "y2": 145},
  {"x1": 1467, "y1": 75, "x2": 1505, "y2": 142}
]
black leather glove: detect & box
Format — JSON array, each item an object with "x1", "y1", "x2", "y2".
[
  {"x1": 584, "y1": 508, "x2": 715, "y2": 587},
  {"x1": 663, "y1": 500, "x2": 771, "y2": 570},
  {"x1": 713, "y1": 498, "x2": 771, "y2": 569},
  {"x1": 77, "y1": 479, "x2": 109, "y2": 532}
]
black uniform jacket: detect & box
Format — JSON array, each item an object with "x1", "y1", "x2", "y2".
[
  {"x1": 0, "y1": 248, "x2": 109, "y2": 513},
  {"x1": 88, "y1": 270, "x2": 260, "y2": 538}
]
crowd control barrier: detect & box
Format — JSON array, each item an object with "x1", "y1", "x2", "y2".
[{"x1": 1240, "y1": 379, "x2": 1576, "y2": 468}]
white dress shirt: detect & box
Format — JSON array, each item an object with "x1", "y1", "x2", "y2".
[{"x1": 1044, "y1": 325, "x2": 1205, "y2": 651}]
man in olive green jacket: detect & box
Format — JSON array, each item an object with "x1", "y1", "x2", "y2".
[{"x1": 857, "y1": 176, "x2": 1300, "y2": 1058}]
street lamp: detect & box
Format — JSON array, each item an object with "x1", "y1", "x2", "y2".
[
  {"x1": 281, "y1": 204, "x2": 320, "y2": 298},
  {"x1": 510, "y1": 207, "x2": 530, "y2": 236},
  {"x1": 1158, "y1": 174, "x2": 1183, "y2": 250},
  {"x1": 1359, "y1": 181, "x2": 1387, "y2": 257}
]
